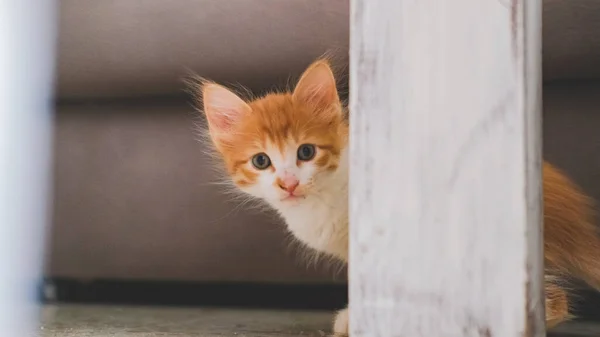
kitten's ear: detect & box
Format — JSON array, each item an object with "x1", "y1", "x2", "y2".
[
  {"x1": 202, "y1": 83, "x2": 251, "y2": 141},
  {"x1": 292, "y1": 60, "x2": 339, "y2": 110}
]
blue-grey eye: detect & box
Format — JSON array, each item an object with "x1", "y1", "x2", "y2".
[
  {"x1": 297, "y1": 144, "x2": 316, "y2": 161},
  {"x1": 251, "y1": 153, "x2": 271, "y2": 170}
]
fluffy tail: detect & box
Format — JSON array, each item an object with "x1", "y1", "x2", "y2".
[{"x1": 543, "y1": 162, "x2": 600, "y2": 289}]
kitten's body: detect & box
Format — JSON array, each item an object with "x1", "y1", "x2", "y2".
[{"x1": 198, "y1": 59, "x2": 600, "y2": 335}]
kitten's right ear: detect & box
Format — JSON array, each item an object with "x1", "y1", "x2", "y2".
[
  {"x1": 202, "y1": 83, "x2": 251, "y2": 141},
  {"x1": 293, "y1": 59, "x2": 339, "y2": 110}
]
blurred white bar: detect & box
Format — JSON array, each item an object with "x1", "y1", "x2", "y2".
[{"x1": 0, "y1": 1, "x2": 57, "y2": 336}]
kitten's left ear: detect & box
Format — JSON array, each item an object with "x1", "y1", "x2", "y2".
[{"x1": 292, "y1": 60, "x2": 340, "y2": 110}]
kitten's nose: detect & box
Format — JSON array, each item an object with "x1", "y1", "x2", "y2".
[{"x1": 278, "y1": 175, "x2": 299, "y2": 193}]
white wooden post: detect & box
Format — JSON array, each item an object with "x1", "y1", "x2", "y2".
[
  {"x1": 0, "y1": 1, "x2": 57, "y2": 335},
  {"x1": 349, "y1": 0, "x2": 543, "y2": 336}
]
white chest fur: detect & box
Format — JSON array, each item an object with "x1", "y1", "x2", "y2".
[
  {"x1": 280, "y1": 193, "x2": 348, "y2": 261},
  {"x1": 274, "y1": 151, "x2": 349, "y2": 261}
]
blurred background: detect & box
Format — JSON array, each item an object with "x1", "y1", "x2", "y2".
[
  {"x1": 48, "y1": 0, "x2": 350, "y2": 306},
  {"x1": 22, "y1": 0, "x2": 600, "y2": 335}
]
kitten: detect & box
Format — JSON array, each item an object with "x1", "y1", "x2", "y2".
[{"x1": 197, "y1": 59, "x2": 600, "y2": 334}]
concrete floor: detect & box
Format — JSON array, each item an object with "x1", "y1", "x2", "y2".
[
  {"x1": 40, "y1": 304, "x2": 599, "y2": 337},
  {"x1": 40, "y1": 305, "x2": 333, "y2": 337}
]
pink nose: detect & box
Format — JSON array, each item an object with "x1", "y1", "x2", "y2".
[{"x1": 278, "y1": 176, "x2": 299, "y2": 193}]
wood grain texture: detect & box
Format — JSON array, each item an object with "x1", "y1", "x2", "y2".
[{"x1": 348, "y1": 0, "x2": 543, "y2": 336}]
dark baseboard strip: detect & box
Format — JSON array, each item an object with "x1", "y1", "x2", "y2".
[
  {"x1": 46, "y1": 278, "x2": 348, "y2": 311},
  {"x1": 550, "y1": 322, "x2": 600, "y2": 336}
]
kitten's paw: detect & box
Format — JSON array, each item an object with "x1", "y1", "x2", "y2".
[{"x1": 333, "y1": 308, "x2": 349, "y2": 336}]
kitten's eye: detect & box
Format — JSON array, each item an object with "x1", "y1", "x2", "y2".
[
  {"x1": 251, "y1": 153, "x2": 271, "y2": 170},
  {"x1": 297, "y1": 144, "x2": 316, "y2": 161}
]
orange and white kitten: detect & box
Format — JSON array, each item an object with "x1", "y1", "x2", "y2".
[{"x1": 198, "y1": 59, "x2": 600, "y2": 335}]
